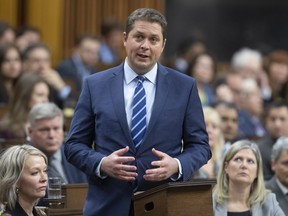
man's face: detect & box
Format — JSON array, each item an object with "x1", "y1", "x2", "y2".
[
  {"x1": 272, "y1": 150, "x2": 288, "y2": 187},
  {"x1": 78, "y1": 39, "x2": 100, "y2": 67},
  {"x1": 266, "y1": 107, "x2": 288, "y2": 138},
  {"x1": 24, "y1": 48, "x2": 51, "y2": 73},
  {"x1": 123, "y1": 20, "x2": 165, "y2": 75},
  {"x1": 28, "y1": 116, "x2": 63, "y2": 156},
  {"x1": 215, "y1": 105, "x2": 238, "y2": 142}
]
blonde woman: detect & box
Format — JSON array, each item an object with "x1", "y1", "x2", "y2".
[
  {"x1": 213, "y1": 140, "x2": 285, "y2": 216},
  {"x1": 0, "y1": 145, "x2": 48, "y2": 216},
  {"x1": 194, "y1": 106, "x2": 224, "y2": 179}
]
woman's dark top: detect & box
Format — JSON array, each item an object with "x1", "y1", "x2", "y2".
[
  {"x1": 228, "y1": 210, "x2": 252, "y2": 216},
  {"x1": 1, "y1": 202, "x2": 45, "y2": 216}
]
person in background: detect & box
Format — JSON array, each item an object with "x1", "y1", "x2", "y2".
[
  {"x1": 237, "y1": 78, "x2": 266, "y2": 139},
  {"x1": 257, "y1": 101, "x2": 288, "y2": 180},
  {"x1": 15, "y1": 25, "x2": 41, "y2": 53},
  {"x1": 193, "y1": 106, "x2": 224, "y2": 179},
  {"x1": 28, "y1": 102, "x2": 87, "y2": 184},
  {"x1": 64, "y1": 8, "x2": 211, "y2": 216},
  {"x1": 0, "y1": 21, "x2": 15, "y2": 46},
  {"x1": 22, "y1": 43, "x2": 71, "y2": 108},
  {"x1": 99, "y1": 18, "x2": 123, "y2": 66},
  {"x1": 0, "y1": 144, "x2": 47, "y2": 216},
  {"x1": 165, "y1": 37, "x2": 206, "y2": 75},
  {"x1": 56, "y1": 35, "x2": 100, "y2": 100},
  {"x1": 187, "y1": 52, "x2": 216, "y2": 106},
  {"x1": 213, "y1": 140, "x2": 285, "y2": 216},
  {"x1": 0, "y1": 44, "x2": 22, "y2": 104},
  {"x1": 213, "y1": 101, "x2": 242, "y2": 149},
  {"x1": 263, "y1": 50, "x2": 288, "y2": 104},
  {"x1": 0, "y1": 73, "x2": 50, "y2": 140},
  {"x1": 265, "y1": 137, "x2": 288, "y2": 215},
  {"x1": 230, "y1": 47, "x2": 271, "y2": 101}
]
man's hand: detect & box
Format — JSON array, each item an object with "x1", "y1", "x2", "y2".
[
  {"x1": 143, "y1": 148, "x2": 179, "y2": 181},
  {"x1": 101, "y1": 146, "x2": 138, "y2": 181}
]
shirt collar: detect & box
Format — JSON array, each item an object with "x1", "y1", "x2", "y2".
[
  {"x1": 276, "y1": 177, "x2": 288, "y2": 195},
  {"x1": 124, "y1": 58, "x2": 157, "y2": 85}
]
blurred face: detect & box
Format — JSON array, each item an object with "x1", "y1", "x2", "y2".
[
  {"x1": 205, "y1": 119, "x2": 221, "y2": 149},
  {"x1": 268, "y1": 62, "x2": 288, "y2": 85},
  {"x1": 1, "y1": 48, "x2": 22, "y2": 79},
  {"x1": 123, "y1": 20, "x2": 165, "y2": 75},
  {"x1": 216, "y1": 105, "x2": 238, "y2": 142},
  {"x1": 215, "y1": 84, "x2": 234, "y2": 103},
  {"x1": 28, "y1": 82, "x2": 50, "y2": 109},
  {"x1": 272, "y1": 150, "x2": 288, "y2": 187},
  {"x1": 242, "y1": 85, "x2": 263, "y2": 116},
  {"x1": 78, "y1": 39, "x2": 100, "y2": 67},
  {"x1": 16, "y1": 31, "x2": 41, "y2": 52},
  {"x1": 107, "y1": 30, "x2": 123, "y2": 51},
  {"x1": 225, "y1": 149, "x2": 258, "y2": 186},
  {"x1": 24, "y1": 48, "x2": 51, "y2": 73},
  {"x1": 17, "y1": 155, "x2": 48, "y2": 202},
  {"x1": 0, "y1": 29, "x2": 15, "y2": 45},
  {"x1": 266, "y1": 107, "x2": 288, "y2": 138},
  {"x1": 28, "y1": 116, "x2": 63, "y2": 156},
  {"x1": 192, "y1": 54, "x2": 214, "y2": 83}
]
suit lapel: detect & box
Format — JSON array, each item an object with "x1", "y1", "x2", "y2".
[
  {"x1": 109, "y1": 65, "x2": 135, "y2": 150},
  {"x1": 138, "y1": 64, "x2": 170, "y2": 151}
]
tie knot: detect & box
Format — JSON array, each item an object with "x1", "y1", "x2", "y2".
[{"x1": 137, "y1": 76, "x2": 145, "y2": 84}]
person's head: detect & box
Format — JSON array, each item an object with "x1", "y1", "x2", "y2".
[
  {"x1": 188, "y1": 52, "x2": 216, "y2": 84},
  {"x1": 12, "y1": 73, "x2": 50, "y2": 111},
  {"x1": 215, "y1": 140, "x2": 266, "y2": 206},
  {"x1": 101, "y1": 18, "x2": 123, "y2": 52},
  {"x1": 123, "y1": 8, "x2": 167, "y2": 74},
  {"x1": 22, "y1": 43, "x2": 51, "y2": 74},
  {"x1": 271, "y1": 137, "x2": 288, "y2": 187},
  {"x1": 203, "y1": 106, "x2": 224, "y2": 162},
  {"x1": 28, "y1": 102, "x2": 64, "y2": 157},
  {"x1": 0, "y1": 44, "x2": 22, "y2": 80},
  {"x1": 0, "y1": 144, "x2": 48, "y2": 210},
  {"x1": 75, "y1": 35, "x2": 100, "y2": 67},
  {"x1": 214, "y1": 101, "x2": 239, "y2": 142},
  {"x1": 0, "y1": 21, "x2": 15, "y2": 46},
  {"x1": 15, "y1": 26, "x2": 41, "y2": 52},
  {"x1": 240, "y1": 78, "x2": 263, "y2": 117},
  {"x1": 264, "y1": 101, "x2": 288, "y2": 139},
  {"x1": 2, "y1": 73, "x2": 50, "y2": 136},
  {"x1": 231, "y1": 47, "x2": 262, "y2": 80}
]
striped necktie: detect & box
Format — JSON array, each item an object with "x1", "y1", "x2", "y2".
[{"x1": 131, "y1": 76, "x2": 146, "y2": 149}]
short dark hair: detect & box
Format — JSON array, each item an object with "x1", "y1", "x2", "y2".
[
  {"x1": 125, "y1": 8, "x2": 167, "y2": 40},
  {"x1": 22, "y1": 43, "x2": 50, "y2": 60}
]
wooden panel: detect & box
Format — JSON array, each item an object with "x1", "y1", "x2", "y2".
[
  {"x1": 0, "y1": 0, "x2": 19, "y2": 26},
  {"x1": 24, "y1": 0, "x2": 64, "y2": 67}
]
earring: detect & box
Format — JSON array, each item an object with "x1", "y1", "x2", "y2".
[{"x1": 16, "y1": 187, "x2": 19, "y2": 194}]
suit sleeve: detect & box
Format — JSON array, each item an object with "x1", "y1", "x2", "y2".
[{"x1": 64, "y1": 78, "x2": 105, "y2": 177}]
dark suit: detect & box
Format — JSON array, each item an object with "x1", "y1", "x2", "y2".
[
  {"x1": 265, "y1": 176, "x2": 288, "y2": 215},
  {"x1": 56, "y1": 56, "x2": 97, "y2": 100},
  {"x1": 257, "y1": 135, "x2": 277, "y2": 180},
  {"x1": 64, "y1": 63, "x2": 211, "y2": 216}
]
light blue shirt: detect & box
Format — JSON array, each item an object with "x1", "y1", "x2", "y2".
[{"x1": 123, "y1": 59, "x2": 157, "y2": 129}]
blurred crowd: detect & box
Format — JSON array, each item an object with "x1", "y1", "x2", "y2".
[{"x1": 0, "y1": 17, "x2": 288, "y2": 214}]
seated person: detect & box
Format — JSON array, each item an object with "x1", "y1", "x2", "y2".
[
  {"x1": 0, "y1": 144, "x2": 47, "y2": 216},
  {"x1": 27, "y1": 102, "x2": 87, "y2": 184},
  {"x1": 213, "y1": 139, "x2": 285, "y2": 215},
  {"x1": 265, "y1": 137, "x2": 288, "y2": 215}
]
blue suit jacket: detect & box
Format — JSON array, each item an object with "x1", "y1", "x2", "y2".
[{"x1": 64, "y1": 63, "x2": 210, "y2": 216}]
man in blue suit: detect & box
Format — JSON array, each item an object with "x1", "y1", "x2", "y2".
[
  {"x1": 64, "y1": 8, "x2": 211, "y2": 216},
  {"x1": 28, "y1": 102, "x2": 87, "y2": 184}
]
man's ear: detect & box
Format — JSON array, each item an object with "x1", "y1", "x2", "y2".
[
  {"x1": 123, "y1": 32, "x2": 127, "y2": 42},
  {"x1": 271, "y1": 161, "x2": 276, "y2": 172}
]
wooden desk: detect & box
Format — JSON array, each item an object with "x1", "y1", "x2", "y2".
[{"x1": 47, "y1": 184, "x2": 88, "y2": 216}]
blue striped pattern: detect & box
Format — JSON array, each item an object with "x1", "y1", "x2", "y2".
[{"x1": 131, "y1": 76, "x2": 146, "y2": 149}]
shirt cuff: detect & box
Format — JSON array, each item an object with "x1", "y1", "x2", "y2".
[
  {"x1": 59, "y1": 86, "x2": 71, "y2": 99},
  {"x1": 170, "y1": 158, "x2": 183, "y2": 181},
  {"x1": 95, "y1": 157, "x2": 108, "y2": 179}
]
